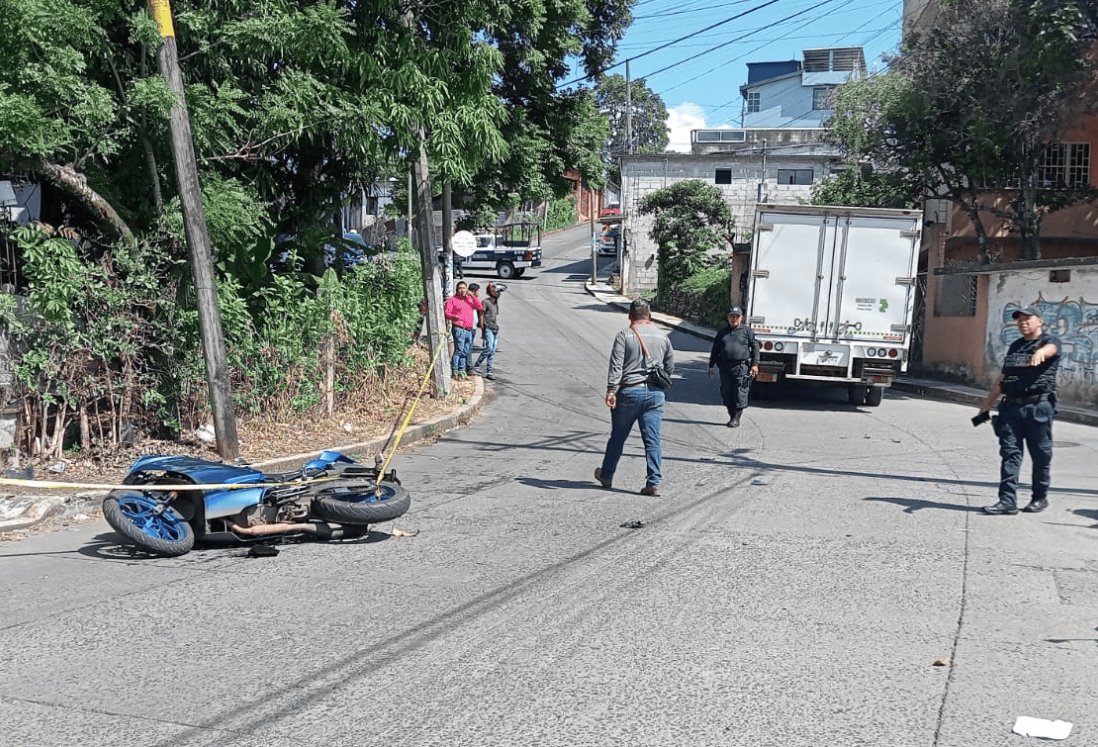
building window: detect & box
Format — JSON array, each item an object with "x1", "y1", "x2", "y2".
[
  {"x1": 935, "y1": 274, "x2": 977, "y2": 317},
  {"x1": 776, "y1": 169, "x2": 813, "y2": 185},
  {"x1": 812, "y1": 86, "x2": 833, "y2": 110},
  {"x1": 715, "y1": 169, "x2": 733, "y2": 185},
  {"x1": 1039, "y1": 143, "x2": 1090, "y2": 188},
  {"x1": 745, "y1": 92, "x2": 760, "y2": 114},
  {"x1": 696, "y1": 131, "x2": 721, "y2": 142}
]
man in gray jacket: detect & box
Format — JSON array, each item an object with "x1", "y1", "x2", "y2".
[{"x1": 595, "y1": 299, "x2": 675, "y2": 496}]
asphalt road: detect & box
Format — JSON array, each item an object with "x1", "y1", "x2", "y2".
[{"x1": 2, "y1": 224, "x2": 1097, "y2": 746}]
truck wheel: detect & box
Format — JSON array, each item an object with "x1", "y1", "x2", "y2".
[
  {"x1": 496, "y1": 261, "x2": 516, "y2": 279},
  {"x1": 865, "y1": 386, "x2": 884, "y2": 407},
  {"x1": 848, "y1": 385, "x2": 867, "y2": 406}
]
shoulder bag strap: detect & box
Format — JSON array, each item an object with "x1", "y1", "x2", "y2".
[{"x1": 631, "y1": 324, "x2": 654, "y2": 364}]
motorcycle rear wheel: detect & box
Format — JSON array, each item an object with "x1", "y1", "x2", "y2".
[
  {"x1": 103, "y1": 490, "x2": 195, "y2": 557},
  {"x1": 311, "y1": 480, "x2": 410, "y2": 525}
]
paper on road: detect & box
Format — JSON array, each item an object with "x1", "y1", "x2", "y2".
[{"x1": 1012, "y1": 716, "x2": 1073, "y2": 740}]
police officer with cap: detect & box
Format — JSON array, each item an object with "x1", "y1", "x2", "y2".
[
  {"x1": 708, "y1": 306, "x2": 760, "y2": 428},
  {"x1": 978, "y1": 305, "x2": 1061, "y2": 515}
]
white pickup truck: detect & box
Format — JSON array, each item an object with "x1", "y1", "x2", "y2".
[{"x1": 745, "y1": 204, "x2": 922, "y2": 406}]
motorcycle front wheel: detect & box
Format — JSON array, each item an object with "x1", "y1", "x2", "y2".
[
  {"x1": 311, "y1": 480, "x2": 411, "y2": 525},
  {"x1": 103, "y1": 490, "x2": 195, "y2": 557}
]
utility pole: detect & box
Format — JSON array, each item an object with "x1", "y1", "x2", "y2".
[
  {"x1": 407, "y1": 170, "x2": 414, "y2": 242},
  {"x1": 625, "y1": 60, "x2": 633, "y2": 156},
  {"x1": 590, "y1": 186, "x2": 597, "y2": 284},
  {"x1": 148, "y1": 0, "x2": 239, "y2": 459},
  {"x1": 412, "y1": 136, "x2": 451, "y2": 396},
  {"x1": 442, "y1": 180, "x2": 454, "y2": 297}
]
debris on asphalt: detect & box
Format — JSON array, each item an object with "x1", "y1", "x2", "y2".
[
  {"x1": 620, "y1": 520, "x2": 644, "y2": 529},
  {"x1": 246, "y1": 544, "x2": 280, "y2": 558},
  {"x1": 390, "y1": 527, "x2": 419, "y2": 538},
  {"x1": 1012, "y1": 716, "x2": 1072, "y2": 740},
  {"x1": 3, "y1": 465, "x2": 33, "y2": 480},
  {"x1": 932, "y1": 658, "x2": 950, "y2": 667},
  {"x1": 751, "y1": 478, "x2": 766, "y2": 485},
  {"x1": 48, "y1": 460, "x2": 69, "y2": 474}
]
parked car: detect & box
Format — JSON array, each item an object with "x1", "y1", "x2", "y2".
[
  {"x1": 600, "y1": 203, "x2": 621, "y2": 218},
  {"x1": 598, "y1": 226, "x2": 620, "y2": 256}
]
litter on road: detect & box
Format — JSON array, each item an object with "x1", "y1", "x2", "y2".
[{"x1": 1012, "y1": 716, "x2": 1072, "y2": 740}]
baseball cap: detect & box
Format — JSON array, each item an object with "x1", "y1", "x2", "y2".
[
  {"x1": 1011, "y1": 306, "x2": 1041, "y2": 319},
  {"x1": 727, "y1": 306, "x2": 744, "y2": 316}
]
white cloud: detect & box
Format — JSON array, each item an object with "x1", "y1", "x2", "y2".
[{"x1": 665, "y1": 103, "x2": 733, "y2": 153}]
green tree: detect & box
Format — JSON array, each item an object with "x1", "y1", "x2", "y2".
[
  {"x1": 594, "y1": 74, "x2": 670, "y2": 180},
  {"x1": 810, "y1": 166, "x2": 920, "y2": 209},
  {"x1": 830, "y1": 0, "x2": 1098, "y2": 261},
  {"x1": 638, "y1": 180, "x2": 732, "y2": 297}
]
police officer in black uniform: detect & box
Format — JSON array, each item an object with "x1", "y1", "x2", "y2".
[
  {"x1": 978, "y1": 306, "x2": 1061, "y2": 515},
  {"x1": 708, "y1": 306, "x2": 760, "y2": 428}
]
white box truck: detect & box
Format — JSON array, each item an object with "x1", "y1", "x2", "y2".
[{"x1": 746, "y1": 204, "x2": 922, "y2": 406}]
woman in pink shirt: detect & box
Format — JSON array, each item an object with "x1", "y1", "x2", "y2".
[{"x1": 444, "y1": 281, "x2": 484, "y2": 378}]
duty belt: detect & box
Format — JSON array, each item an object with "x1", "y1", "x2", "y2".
[{"x1": 1002, "y1": 393, "x2": 1049, "y2": 406}]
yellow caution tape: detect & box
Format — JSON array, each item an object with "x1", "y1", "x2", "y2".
[
  {"x1": 0, "y1": 476, "x2": 341, "y2": 492},
  {"x1": 374, "y1": 328, "x2": 450, "y2": 491}
]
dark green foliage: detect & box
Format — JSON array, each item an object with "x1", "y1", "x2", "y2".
[
  {"x1": 543, "y1": 196, "x2": 578, "y2": 232},
  {"x1": 594, "y1": 74, "x2": 669, "y2": 183},
  {"x1": 655, "y1": 265, "x2": 732, "y2": 330},
  {"x1": 811, "y1": 167, "x2": 920, "y2": 209},
  {"x1": 830, "y1": 0, "x2": 1098, "y2": 260},
  {"x1": 638, "y1": 180, "x2": 734, "y2": 297}
]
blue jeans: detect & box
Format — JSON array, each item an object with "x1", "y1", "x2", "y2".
[
  {"x1": 996, "y1": 399, "x2": 1055, "y2": 508},
  {"x1": 600, "y1": 384, "x2": 665, "y2": 488},
  {"x1": 474, "y1": 328, "x2": 498, "y2": 373},
  {"x1": 451, "y1": 326, "x2": 473, "y2": 373}
]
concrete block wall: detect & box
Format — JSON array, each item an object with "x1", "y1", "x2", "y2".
[{"x1": 620, "y1": 156, "x2": 817, "y2": 295}]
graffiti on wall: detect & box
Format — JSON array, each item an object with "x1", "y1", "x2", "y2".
[{"x1": 995, "y1": 294, "x2": 1098, "y2": 387}]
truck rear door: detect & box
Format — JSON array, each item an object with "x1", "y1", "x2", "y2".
[
  {"x1": 748, "y1": 210, "x2": 833, "y2": 340},
  {"x1": 826, "y1": 214, "x2": 919, "y2": 345}
]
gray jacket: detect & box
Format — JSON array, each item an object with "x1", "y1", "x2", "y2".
[{"x1": 606, "y1": 323, "x2": 675, "y2": 393}]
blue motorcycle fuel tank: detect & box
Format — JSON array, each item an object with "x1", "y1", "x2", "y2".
[{"x1": 127, "y1": 455, "x2": 269, "y2": 520}]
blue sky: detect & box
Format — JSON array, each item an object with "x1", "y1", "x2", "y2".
[{"x1": 598, "y1": 0, "x2": 905, "y2": 151}]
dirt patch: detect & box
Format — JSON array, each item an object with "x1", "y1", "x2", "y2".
[{"x1": 4, "y1": 345, "x2": 477, "y2": 489}]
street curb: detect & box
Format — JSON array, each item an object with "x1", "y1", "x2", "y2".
[
  {"x1": 583, "y1": 281, "x2": 1098, "y2": 428},
  {"x1": 889, "y1": 379, "x2": 983, "y2": 408},
  {"x1": 890, "y1": 379, "x2": 1098, "y2": 428},
  {"x1": 0, "y1": 377, "x2": 491, "y2": 537}
]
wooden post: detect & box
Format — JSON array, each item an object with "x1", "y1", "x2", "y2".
[
  {"x1": 412, "y1": 136, "x2": 451, "y2": 396},
  {"x1": 148, "y1": 0, "x2": 239, "y2": 459}
]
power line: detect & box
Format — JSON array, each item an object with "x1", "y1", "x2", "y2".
[
  {"x1": 557, "y1": 0, "x2": 785, "y2": 88},
  {"x1": 636, "y1": 0, "x2": 846, "y2": 84},
  {"x1": 616, "y1": 27, "x2": 895, "y2": 51}
]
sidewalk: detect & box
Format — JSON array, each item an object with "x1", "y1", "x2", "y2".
[
  {"x1": 0, "y1": 377, "x2": 491, "y2": 537},
  {"x1": 585, "y1": 280, "x2": 1098, "y2": 428}
]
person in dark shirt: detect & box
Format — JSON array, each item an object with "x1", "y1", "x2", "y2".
[
  {"x1": 978, "y1": 306, "x2": 1060, "y2": 515},
  {"x1": 708, "y1": 307, "x2": 760, "y2": 428},
  {"x1": 472, "y1": 282, "x2": 504, "y2": 380}
]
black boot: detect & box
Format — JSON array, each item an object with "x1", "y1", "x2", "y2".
[{"x1": 731, "y1": 409, "x2": 742, "y2": 428}]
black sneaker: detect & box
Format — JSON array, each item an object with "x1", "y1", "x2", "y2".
[
  {"x1": 1023, "y1": 498, "x2": 1049, "y2": 513},
  {"x1": 983, "y1": 501, "x2": 1019, "y2": 515}
]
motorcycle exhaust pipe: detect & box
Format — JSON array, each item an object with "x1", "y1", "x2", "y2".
[
  {"x1": 227, "y1": 521, "x2": 368, "y2": 540},
  {"x1": 229, "y1": 522, "x2": 320, "y2": 536}
]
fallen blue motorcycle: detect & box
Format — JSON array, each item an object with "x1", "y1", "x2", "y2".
[{"x1": 102, "y1": 450, "x2": 409, "y2": 557}]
